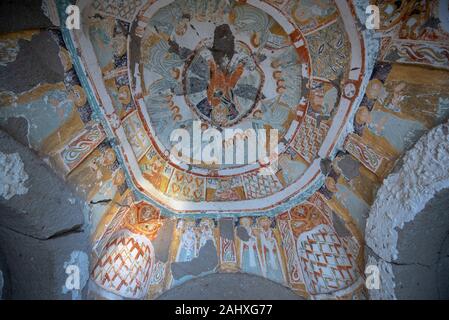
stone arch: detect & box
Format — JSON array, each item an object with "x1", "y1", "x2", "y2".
[{"x1": 365, "y1": 121, "x2": 449, "y2": 299}]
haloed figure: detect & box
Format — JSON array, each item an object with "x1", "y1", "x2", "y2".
[
  {"x1": 206, "y1": 24, "x2": 245, "y2": 125},
  {"x1": 238, "y1": 217, "x2": 263, "y2": 276},
  {"x1": 199, "y1": 218, "x2": 216, "y2": 250},
  {"x1": 258, "y1": 217, "x2": 284, "y2": 283},
  {"x1": 176, "y1": 220, "x2": 198, "y2": 262}
]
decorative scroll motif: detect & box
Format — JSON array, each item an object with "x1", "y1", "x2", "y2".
[
  {"x1": 381, "y1": 40, "x2": 449, "y2": 70},
  {"x1": 220, "y1": 237, "x2": 237, "y2": 264},
  {"x1": 219, "y1": 218, "x2": 237, "y2": 268},
  {"x1": 343, "y1": 133, "x2": 387, "y2": 175},
  {"x1": 60, "y1": 123, "x2": 106, "y2": 173},
  {"x1": 149, "y1": 260, "x2": 166, "y2": 286},
  {"x1": 277, "y1": 215, "x2": 302, "y2": 285},
  {"x1": 376, "y1": 0, "x2": 449, "y2": 70}
]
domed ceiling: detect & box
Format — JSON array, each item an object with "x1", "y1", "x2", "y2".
[
  {"x1": 2, "y1": 0, "x2": 449, "y2": 301},
  {"x1": 63, "y1": 0, "x2": 368, "y2": 215}
]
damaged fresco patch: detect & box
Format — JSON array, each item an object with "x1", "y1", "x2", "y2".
[{"x1": 0, "y1": 151, "x2": 28, "y2": 200}]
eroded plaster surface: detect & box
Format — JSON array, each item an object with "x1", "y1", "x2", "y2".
[
  {"x1": 0, "y1": 151, "x2": 28, "y2": 200},
  {"x1": 366, "y1": 121, "x2": 449, "y2": 299}
]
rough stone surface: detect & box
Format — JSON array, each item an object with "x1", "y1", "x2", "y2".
[
  {"x1": 0, "y1": 130, "x2": 86, "y2": 239},
  {"x1": 0, "y1": 151, "x2": 28, "y2": 200},
  {"x1": 152, "y1": 219, "x2": 175, "y2": 263},
  {"x1": 171, "y1": 241, "x2": 219, "y2": 280},
  {"x1": 366, "y1": 122, "x2": 449, "y2": 262},
  {"x1": 0, "y1": 31, "x2": 64, "y2": 93},
  {"x1": 0, "y1": 0, "x2": 53, "y2": 34},
  {"x1": 336, "y1": 155, "x2": 361, "y2": 181},
  {"x1": 436, "y1": 256, "x2": 449, "y2": 299},
  {"x1": 236, "y1": 226, "x2": 250, "y2": 242},
  {"x1": 332, "y1": 212, "x2": 352, "y2": 238},
  {"x1": 392, "y1": 264, "x2": 440, "y2": 300},
  {"x1": 41, "y1": 0, "x2": 60, "y2": 27},
  {"x1": 0, "y1": 270, "x2": 3, "y2": 299},
  {"x1": 0, "y1": 117, "x2": 30, "y2": 147},
  {"x1": 366, "y1": 249, "x2": 396, "y2": 300},
  {"x1": 366, "y1": 122, "x2": 449, "y2": 299},
  {"x1": 392, "y1": 188, "x2": 449, "y2": 299},
  {"x1": 219, "y1": 218, "x2": 234, "y2": 240},
  {"x1": 396, "y1": 189, "x2": 449, "y2": 266},
  {"x1": 0, "y1": 225, "x2": 89, "y2": 300},
  {"x1": 0, "y1": 245, "x2": 9, "y2": 300},
  {"x1": 0, "y1": 249, "x2": 5, "y2": 300},
  {"x1": 158, "y1": 273, "x2": 303, "y2": 300}
]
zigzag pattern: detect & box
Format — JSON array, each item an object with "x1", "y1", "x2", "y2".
[
  {"x1": 92, "y1": 231, "x2": 153, "y2": 299},
  {"x1": 298, "y1": 225, "x2": 358, "y2": 295}
]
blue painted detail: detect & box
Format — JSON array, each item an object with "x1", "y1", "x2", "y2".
[{"x1": 55, "y1": 0, "x2": 325, "y2": 218}]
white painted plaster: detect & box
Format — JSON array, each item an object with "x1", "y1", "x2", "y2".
[
  {"x1": 366, "y1": 255, "x2": 395, "y2": 300},
  {"x1": 62, "y1": 250, "x2": 89, "y2": 300},
  {"x1": 0, "y1": 152, "x2": 29, "y2": 200},
  {"x1": 366, "y1": 121, "x2": 449, "y2": 299}
]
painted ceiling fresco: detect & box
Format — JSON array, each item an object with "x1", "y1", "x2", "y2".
[
  {"x1": 2, "y1": 0, "x2": 447, "y2": 300},
  {"x1": 64, "y1": 0, "x2": 369, "y2": 215}
]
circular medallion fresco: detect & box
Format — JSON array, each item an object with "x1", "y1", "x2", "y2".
[
  {"x1": 184, "y1": 38, "x2": 265, "y2": 128},
  {"x1": 135, "y1": 0, "x2": 309, "y2": 174},
  {"x1": 70, "y1": 0, "x2": 367, "y2": 214}
]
